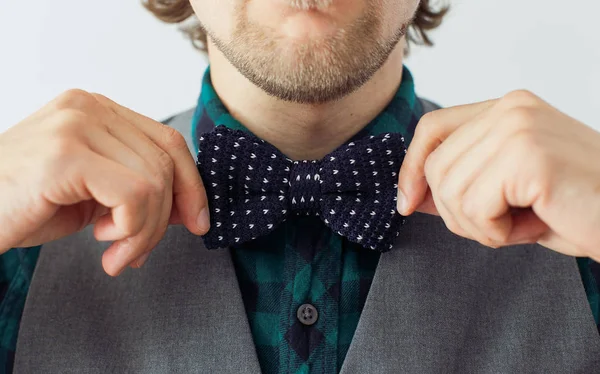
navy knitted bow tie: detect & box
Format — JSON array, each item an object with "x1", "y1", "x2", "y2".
[{"x1": 196, "y1": 125, "x2": 408, "y2": 252}]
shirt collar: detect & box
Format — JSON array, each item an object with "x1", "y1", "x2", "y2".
[{"x1": 192, "y1": 65, "x2": 422, "y2": 155}]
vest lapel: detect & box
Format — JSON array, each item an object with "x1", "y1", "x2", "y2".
[
  {"x1": 15, "y1": 225, "x2": 261, "y2": 374},
  {"x1": 340, "y1": 212, "x2": 600, "y2": 373}
]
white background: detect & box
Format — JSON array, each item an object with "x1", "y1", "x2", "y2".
[{"x1": 1, "y1": 0, "x2": 599, "y2": 133}]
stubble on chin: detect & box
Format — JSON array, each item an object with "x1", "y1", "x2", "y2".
[{"x1": 208, "y1": 1, "x2": 408, "y2": 104}]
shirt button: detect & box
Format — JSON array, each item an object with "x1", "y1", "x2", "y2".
[{"x1": 297, "y1": 303, "x2": 318, "y2": 326}]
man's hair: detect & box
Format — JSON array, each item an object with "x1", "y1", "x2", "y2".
[{"x1": 143, "y1": 0, "x2": 449, "y2": 51}]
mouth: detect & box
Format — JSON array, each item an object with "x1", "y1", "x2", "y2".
[{"x1": 285, "y1": 0, "x2": 334, "y2": 10}]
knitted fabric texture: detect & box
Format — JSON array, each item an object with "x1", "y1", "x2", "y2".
[{"x1": 196, "y1": 126, "x2": 408, "y2": 252}]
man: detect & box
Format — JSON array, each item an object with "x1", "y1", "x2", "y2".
[{"x1": 0, "y1": 0, "x2": 599, "y2": 372}]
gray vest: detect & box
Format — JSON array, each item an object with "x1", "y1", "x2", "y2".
[{"x1": 14, "y1": 101, "x2": 600, "y2": 373}]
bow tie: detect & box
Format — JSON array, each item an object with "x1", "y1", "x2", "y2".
[{"x1": 196, "y1": 125, "x2": 408, "y2": 252}]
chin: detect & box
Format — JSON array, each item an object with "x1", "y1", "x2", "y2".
[{"x1": 206, "y1": 0, "x2": 409, "y2": 103}]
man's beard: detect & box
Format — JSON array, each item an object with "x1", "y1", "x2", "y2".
[{"x1": 207, "y1": 2, "x2": 407, "y2": 104}]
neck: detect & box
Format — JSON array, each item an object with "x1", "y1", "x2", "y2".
[{"x1": 208, "y1": 39, "x2": 406, "y2": 160}]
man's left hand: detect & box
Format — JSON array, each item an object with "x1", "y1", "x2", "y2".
[{"x1": 397, "y1": 90, "x2": 600, "y2": 261}]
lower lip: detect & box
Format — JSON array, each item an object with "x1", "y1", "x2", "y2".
[
  {"x1": 270, "y1": 0, "x2": 339, "y2": 15},
  {"x1": 275, "y1": 0, "x2": 335, "y2": 11},
  {"x1": 270, "y1": 2, "x2": 340, "y2": 39}
]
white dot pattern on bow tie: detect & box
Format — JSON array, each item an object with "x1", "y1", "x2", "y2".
[{"x1": 196, "y1": 126, "x2": 409, "y2": 251}]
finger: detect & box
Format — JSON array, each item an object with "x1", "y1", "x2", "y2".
[
  {"x1": 101, "y1": 183, "x2": 165, "y2": 276},
  {"x1": 505, "y1": 208, "x2": 549, "y2": 244},
  {"x1": 536, "y1": 230, "x2": 587, "y2": 258},
  {"x1": 93, "y1": 94, "x2": 209, "y2": 235},
  {"x1": 90, "y1": 204, "x2": 110, "y2": 224},
  {"x1": 46, "y1": 150, "x2": 158, "y2": 255},
  {"x1": 461, "y1": 148, "x2": 549, "y2": 247},
  {"x1": 76, "y1": 153, "x2": 163, "y2": 277},
  {"x1": 88, "y1": 112, "x2": 170, "y2": 244},
  {"x1": 80, "y1": 103, "x2": 182, "y2": 274},
  {"x1": 168, "y1": 206, "x2": 184, "y2": 225},
  {"x1": 102, "y1": 112, "x2": 208, "y2": 239},
  {"x1": 79, "y1": 125, "x2": 150, "y2": 241},
  {"x1": 436, "y1": 116, "x2": 508, "y2": 246},
  {"x1": 128, "y1": 201, "x2": 171, "y2": 269},
  {"x1": 413, "y1": 104, "x2": 503, "y2": 242},
  {"x1": 13, "y1": 200, "x2": 101, "y2": 248},
  {"x1": 130, "y1": 174, "x2": 173, "y2": 269},
  {"x1": 428, "y1": 180, "x2": 472, "y2": 239},
  {"x1": 18, "y1": 144, "x2": 150, "y2": 253},
  {"x1": 423, "y1": 154, "x2": 472, "y2": 239},
  {"x1": 102, "y1": 133, "x2": 174, "y2": 273},
  {"x1": 413, "y1": 187, "x2": 439, "y2": 215},
  {"x1": 398, "y1": 99, "x2": 497, "y2": 215},
  {"x1": 100, "y1": 158, "x2": 170, "y2": 275},
  {"x1": 82, "y1": 117, "x2": 169, "y2": 274}
]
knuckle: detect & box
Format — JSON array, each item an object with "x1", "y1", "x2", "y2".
[
  {"x1": 443, "y1": 219, "x2": 463, "y2": 237},
  {"x1": 462, "y1": 198, "x2": 478, "y2": 219},
  {"x1": 89, "y1": 92, "x2": 110, "y2": 104},
  {"x1": 155, "y1": 150, "x2": 175, "y2": 179},
  {"x1": 53, "y1": 89, "x2": 98, "y2": 112},
  {"x1": 50, "y1": 109, "x2": 90, "y2": 135},
  {"x1": 46, "y1": 132, "x2": 80, "y2": 163},
  {"x1": 127, "y1": 177, "x2": 167, "y2": 220},
  {"x1": 502, "y1": 89, "x2": 541, "y2": 108},
  {"x1": 161, "y1": 126, "x2": 187, "y2": 152},
  {"x1": 149, "y1": 175, "x2": 168, "y2": 197},
  {"x1": 415, "y1": 111, "x2": 441, "y2": 137},
  {"x1": 437, "y1": 175, "x2": 463, "y2": 208},
  {"x1": 509, "y1": 129, "x2": 550, "y2": 174},
  {"x1": 417, "y1": 111, "x2": 435, "y2": 127},
  {"x1": 501, "y1": 107, "x2": 539, "y2": 131},
  {"x1": 129, "y1": 177, "x2": 153, "y2": 201},
  {"x1": 40, "y1": 137, "x2": 85, "y2": 184},
  {"x1": 438, "y1": 181, "x2": 455, "y2": 205}
]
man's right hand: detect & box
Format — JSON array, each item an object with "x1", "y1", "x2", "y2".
[{"x1": 0, "y1": 89, "x2": 210, "y2": 276}]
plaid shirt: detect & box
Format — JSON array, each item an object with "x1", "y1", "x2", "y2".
[
  {"x1": 0, "y1": 66, "x2": 598, "y2": 374},
  {"x1": 192, "y1": 66, "x2": 600, "y2": 373},
  {"x1": 192, "y1": 66, "x2": 423, "y2": 373}
]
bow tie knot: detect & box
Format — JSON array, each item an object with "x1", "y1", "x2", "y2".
[{"x1": 289, "y1": 160, "x2": 322, "y2": 215}]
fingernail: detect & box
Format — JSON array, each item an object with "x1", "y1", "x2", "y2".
[
  {"x1": 197, "y1": 207, "x2": 210, "y2": 233},
  {"x1": 397, "y1": 189, "x2": 408, "y2": 215},
  {"x1": 135, "y1": 253, "x2": 151, "y2": 268}
]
